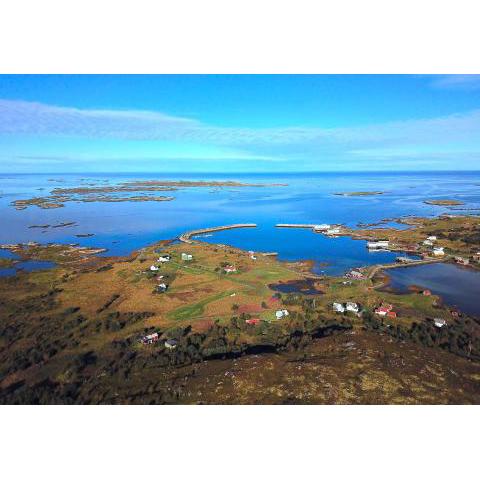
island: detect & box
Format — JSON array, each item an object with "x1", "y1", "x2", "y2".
[
  {"x1": 1, "y1": 215, "x2": 480, "y2": 404},
  {"x1": 10, "y1": 179, "x2": 286, "y2": 209},
  {"x1": 334, "y1": 191, "x2": 384, "y2": 196},
  {"x1": 424, "y1": 199, "x2": 464, "y2": 206}
]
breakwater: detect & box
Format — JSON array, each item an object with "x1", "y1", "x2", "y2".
[{"x1": 179, "y1": 223, "x2": 257, "y2": 244}]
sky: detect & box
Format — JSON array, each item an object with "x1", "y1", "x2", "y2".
[{"x1": 0, "y1": 74, "x2": 480, "y2": 173}]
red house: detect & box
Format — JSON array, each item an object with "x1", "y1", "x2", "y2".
[{"x1": 245, "y1": 318, "x2": 260, "y2": 325}]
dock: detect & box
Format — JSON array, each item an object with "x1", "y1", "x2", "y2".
[
  {"x1": 179, "y1": 223, "x2": 257, "y2": 244},
  {"x1": 275, "y1": 224, "x2": 318, "y2": 229}
]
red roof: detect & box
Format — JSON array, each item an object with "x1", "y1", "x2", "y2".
[
  {"x1": 387, "y1": 311, "x2": 397, "y2": 318},
  {"x1": 245, "y1": 318, "x2": 260, "y2": 325}
]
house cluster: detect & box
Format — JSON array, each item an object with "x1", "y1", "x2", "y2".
[
  {"x1": 333, "y1": 301, "x2": 360, "y2": 314},
  {"x1": 345, "y1": 269, "x2": 365, "y2": 280},
  {"x1": 374, "y1": 303, "x2": 397, "y2": 318},
  {"x1": 150, "y1": 254, "x2": 171, "y2": 271},
  {"x1": 367, "y1": 240, "x2": 389, "y2": 250},
  {"x1": 275, "y1": 309, "x2": 289, "y2": 319},
  {"x1": 140, "y1": 332, "x2": 180, "y2": 349},
  {"x1": 421, "y1": 236, "x2": 446, "y2": 257}
]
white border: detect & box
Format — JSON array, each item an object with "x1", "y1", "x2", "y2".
[
  {"x1": 0, "y1": 1, "x2": 479, "y2": 478},
  {"x1": 0, "y1": 0, "x2": 479, "y2": 73},
  {"x1": 0, "y1": 405, "x2": 478, "y2": 479}
]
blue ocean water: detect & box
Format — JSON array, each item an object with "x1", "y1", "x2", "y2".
[{"x1": 1, "y1": 171, "x2": 479, "y2": 275}]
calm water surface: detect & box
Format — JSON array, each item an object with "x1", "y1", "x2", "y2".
[
  {"x1": 387, "y1": 263, "x2": 480, "y2": 317},
  {"x1": 1, "y1": 171, "x2": 480, "y2": 276}
]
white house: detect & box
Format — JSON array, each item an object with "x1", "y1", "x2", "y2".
[
  {"x1": 313, "y1": 224, "x2": 331, "y2": 232},
  {"x1": 224, "y1": 265, "x2": 237, "y2": 273},
  {"x1": 275, "y1": 309, "x2": 289, "y2": 319},
  {"x1": 326, "y1": 228, "x2": 341, "y2": 236},
  {"x1": 433, "y1": 247, "x2": 445, "y2": 256},
  {"x1": 367, "y1": 240, "x2": 389, "y2": 249},
  {"x1": 155, "y1": 283, "x2": 168, "y2": 293},
  {"x1": 423, "y1": 240, "x2": 433, "y2": 246},
  {"x1": 181, "y1": 253, "x2": 193, "y2": 261},
  {"x1": 158, "y1": 255, "x2": 171, "y2": 263},
  {"x1": 434, "y1": 318, "x2": 447, "y2": 328},
  {"x1": 427, "y1": 236, "x2": 437, "y2": 241},
  {"x1": 164, "y1": 339, "x2": 178, "y2": 349},
  {"x1": 141, "y1": 332, "x2": 159, "y2": 345},
  {"x1": 346, "y1": 302, "x2": 360, "y2": 313},
  {"x1": 150, "y1": 265, "x2": 159, "y2": 271},
  {"x1": 333, "y1": 302, "x2": 345, "y2": 313}
]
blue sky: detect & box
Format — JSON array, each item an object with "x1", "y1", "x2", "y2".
[{"x1": 1, "y1": 74, "x2": 480, "y2": 172}]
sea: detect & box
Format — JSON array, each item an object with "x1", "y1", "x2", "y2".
[{"x1": 1, "y1": 171, "x2": 480, "y2": 277}]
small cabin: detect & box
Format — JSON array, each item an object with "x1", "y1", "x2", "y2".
[
  {"x1": 150, "y1": 265, "x2": 159, "y2": 271},
  {"x1": 333, "y1": 302, "x2": 345, "y2": 313},
  {"x1": 158, "y1": 255, "x2": 171, "y2": 263},
  {"x1": 346, "y1": 302, "x2": 360, "y2": 313},
  {"x1": 181, "y1": 253, "x2": 193, "y2": 261},
  {"x1": 434, "y1": 318, "x2": 447, "y2": 328},
  {"x1": 245, "y1": 318, "x2": 260, "y2": 325},
  {"x1": 275, "y1": 309, "x2": 289, "y2": 319},
  {"x1": 164, "y1": 339, "x2": 178, "y2": 349},
  {"x1": 155, "y1": 283, "x2": 168, "y2": 293}
]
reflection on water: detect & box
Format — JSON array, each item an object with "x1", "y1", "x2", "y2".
[{"x1": 387, "y1": 263, "x2": 480, "y2": 317}]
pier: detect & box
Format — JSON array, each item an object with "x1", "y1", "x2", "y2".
[
  {"x1": 275, "y1": 224, "x2": 318, "y2": 228},
  {"x1": 179, "y1": 223, "x2": 257, "y2": 244}
]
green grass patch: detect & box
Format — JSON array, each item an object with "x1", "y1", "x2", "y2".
[{"x1": 168, "y1": 289, "x2": 235, "y2": 321}]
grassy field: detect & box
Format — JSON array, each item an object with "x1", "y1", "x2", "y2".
[{"x1": 1, "y1": 217, "x2": 480, "y2": 404}]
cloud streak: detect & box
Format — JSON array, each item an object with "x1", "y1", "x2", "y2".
[
  {"x1": 1, "y1": 98, "x2": 480, "y2": 147},
  {"x1": 430, "y1": 75, "x2": 480, "y2": 91},
  {"x1": 1, "y1": 98, "x2": 480, "y2": 170}
]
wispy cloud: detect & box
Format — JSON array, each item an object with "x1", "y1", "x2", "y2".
[
  {"x1": 430, "y1": 75, "x2": 480, "y2": 91},
  {"x1": 1, "y1": 98, "x2": 480, "y2": 147},
  {"x1": 1, "y1": 98, "x2": 480, "y2": 170}
]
